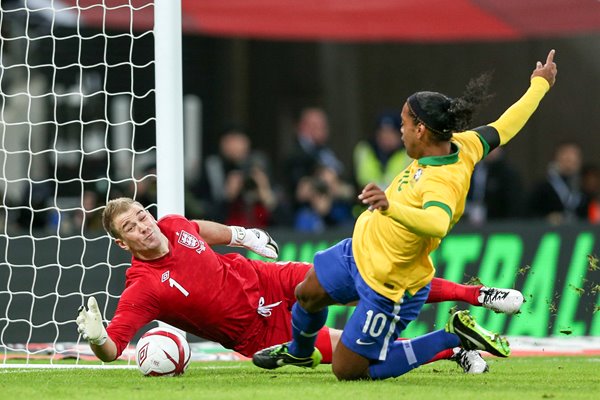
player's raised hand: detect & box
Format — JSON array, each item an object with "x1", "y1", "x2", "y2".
[
  {"x1": 76, "y1": 296, "x2": 108, "y2": 345},
  {"x1": 531, "y1": 49, "x2": 557, "y2": 87},
  {"x1": 358, "y1": 182, "x2": 389, "y2": 211},
  {"x1": 229, "y1": 226, "x2": 280, "y2": 259}
]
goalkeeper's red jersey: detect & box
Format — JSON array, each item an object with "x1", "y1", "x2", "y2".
[{"x1": 106, "y1": 215, "x2": 310, "y2": 358}]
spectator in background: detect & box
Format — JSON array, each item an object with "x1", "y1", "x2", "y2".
[
  {"x1": 464, "y1": 147, "x2": 523, "y2": 225},
  {"x1": 193, "y1": 127, "x2": 278, "y2": 228},
  {"x1": 528, "y1": 141, "x2": 586, "y2": 224},
  {"x1": 581, "y1": 164, "x2": 600, "y2": 224},
  {"x1": 353, "y1": 112, "x2": 411, "y2": 190},
  {"x1": 294, "y1": 165, "x2": 355, "y2": 233},
  {"x1": 284, "y1": 107, "x2": 345, "y2": 209}
]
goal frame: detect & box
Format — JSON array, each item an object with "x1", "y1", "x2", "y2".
[
  {"x1": 154, "y1": 0, "x2": 184, "y2": 218},
  {"x1": 0, "y1": 0, "x2": 186, "y2": 367}
]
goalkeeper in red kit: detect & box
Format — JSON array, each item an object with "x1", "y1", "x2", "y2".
[{"x1": 76, "y1": 197, "x2": 523, "y2": 373}]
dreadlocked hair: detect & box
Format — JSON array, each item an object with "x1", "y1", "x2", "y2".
[
  {"x1": 408, "y1": 72, "x2": 494, "y2": 142},
  {"x1": 447, "y1": 72, "x2": 494, "y2": 132}
]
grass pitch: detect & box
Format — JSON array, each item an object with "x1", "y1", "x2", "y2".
[{"x1": 1, "y1": 357, "x2": 598, "y2": 400}]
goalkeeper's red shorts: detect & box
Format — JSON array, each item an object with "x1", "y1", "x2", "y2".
[{"x1": 232, "y1": 260, "x2": 331, "y2": 359}]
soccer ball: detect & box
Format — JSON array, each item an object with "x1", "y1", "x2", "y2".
[{"x1": 135, "y1": 327, "x2": 191, "y2": 376}]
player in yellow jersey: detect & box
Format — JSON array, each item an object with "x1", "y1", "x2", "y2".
[{"x1": 253, "y1": 50, "x2": 557, "y2": 380}]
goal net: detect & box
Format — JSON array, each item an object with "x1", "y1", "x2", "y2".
[{"x1": 1, "y1": 0, "x2": 159, "y2": 365}]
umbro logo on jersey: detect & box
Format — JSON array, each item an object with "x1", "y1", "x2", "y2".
[
  {"x1": 161, "y1": 270, "x2": 169, "y2": 282},
  {"x1": 355, "y1": 338, "x2": 375, "y2": 346}
]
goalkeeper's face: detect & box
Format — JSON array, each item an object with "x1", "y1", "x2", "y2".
[{"x1": 113, "y1": 204, "x2": 165, "y2": 259}]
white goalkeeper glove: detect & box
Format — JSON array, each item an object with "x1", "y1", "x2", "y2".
[
  {"x1": 229, "y1": 226, "x2": 279, "y2": 259},
  {"x1": 76, "y1": 297, "x2": 108, "y2": 346}
]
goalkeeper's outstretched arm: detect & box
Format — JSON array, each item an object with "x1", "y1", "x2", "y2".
[
  {"x1": 90, "y1": 338, "x2": 118, "y2": 362},
  {"x1": 76, "y1": 297, "x2": 118, "y2": 362},
  {"x1": 193, "y1": 219, "x2": 279, "y2": 259}
]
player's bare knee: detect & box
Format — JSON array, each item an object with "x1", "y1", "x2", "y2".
[
  {"x1": 332, "y1": 363, "x2": 368, "y2": 381},
  {"x1": 295, "y1": 285, "x2": 327, "y2": 312},
  {"x1": 294, "y1": 269, "x2": 329, "y2": 312}
]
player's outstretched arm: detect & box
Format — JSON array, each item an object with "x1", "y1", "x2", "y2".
[
  {"x1": 193, "y1": 219, "x2": 279, "y2": 259},
  {"x1": 76, "y1": 297, "x2": 118, "y2": 362},
  {"x1": 490, "y1": 49, "x2": 557, "y2": 146}
]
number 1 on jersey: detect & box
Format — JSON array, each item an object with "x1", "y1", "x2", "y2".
[{"x1": 169, "y1": 277, "x2": 189, "y2": 297}]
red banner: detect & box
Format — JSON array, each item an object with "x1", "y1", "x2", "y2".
[{"x1": 60, "y1": 0, "x2": 600, "y2": 42}]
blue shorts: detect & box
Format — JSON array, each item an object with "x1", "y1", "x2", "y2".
[{"x1": 314, "y1": 238, "x2": 430, "y2": 361}]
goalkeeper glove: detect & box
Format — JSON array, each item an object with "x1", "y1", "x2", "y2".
[
  {"x1": 76, "y1": 297, "x2": 108, "y2": 345},
  {"x1": 229, "y1": 226, "x2": 279, "y2": 259}
]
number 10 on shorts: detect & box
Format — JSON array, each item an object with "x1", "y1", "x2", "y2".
[{"x1": 361, "y1": 310, "x2": 386, "y2": 337}]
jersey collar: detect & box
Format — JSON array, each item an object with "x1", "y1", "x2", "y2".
[{"x1": 417, "y1": 142, "x2": 459, "y2": 166}]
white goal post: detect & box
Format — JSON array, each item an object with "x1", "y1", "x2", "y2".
[{"x1": 0, "y1": 0, "x2": 187, "y2": 365}]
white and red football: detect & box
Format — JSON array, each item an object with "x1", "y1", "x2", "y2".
[{"x1": 135, "y1": 327, "x2": 191, "y2": 376}]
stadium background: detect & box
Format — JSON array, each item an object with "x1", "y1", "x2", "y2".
[
  {"x1": 177, "y1": 35, "x2": 600, "y2": 188},
  {"x1": 35, "y1": 0, "x2": 600, "y2": 186},
  {"x1": 1, "y1": 0, "x2": 599, "y2": 352}
]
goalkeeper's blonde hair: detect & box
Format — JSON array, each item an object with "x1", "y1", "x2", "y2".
[{"x1": 102, "y1": 197, "x2": 144, "y2": 239}]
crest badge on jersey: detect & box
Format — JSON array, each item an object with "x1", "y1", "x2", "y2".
[
  {"x1": 161, "y1": 270, "x2": 170, "y2": 283},
  {"x1": 176, "y1": 230, "x2": 206, "y2": 254},
  {"x1": 414, "y1": 168, "x2": 423, "y2": 182},
  {"x1": 178, "y1": 230, "x2": 199, "y2": 248}
]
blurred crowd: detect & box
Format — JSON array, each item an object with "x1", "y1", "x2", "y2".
[
  {"x1": 1, "y1": 13, "x2": 598, "y2": 233},
  {"x1": 2, "y1": 102, "x2": 599, "y2": 236},
  {"x1": 2, "y1": 5, "x2": 598, "y2": 236},
  {"x1": 181, "y1": 107, "x2": 600, "y2": 231}
]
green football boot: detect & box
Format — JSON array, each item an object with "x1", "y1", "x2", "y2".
[
  {"x1": 252, "y1": 342, "x2": 322, "y2": 370},
  {"x1": 446, "y1": 310, "x2": 510, "y2": 358}
]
